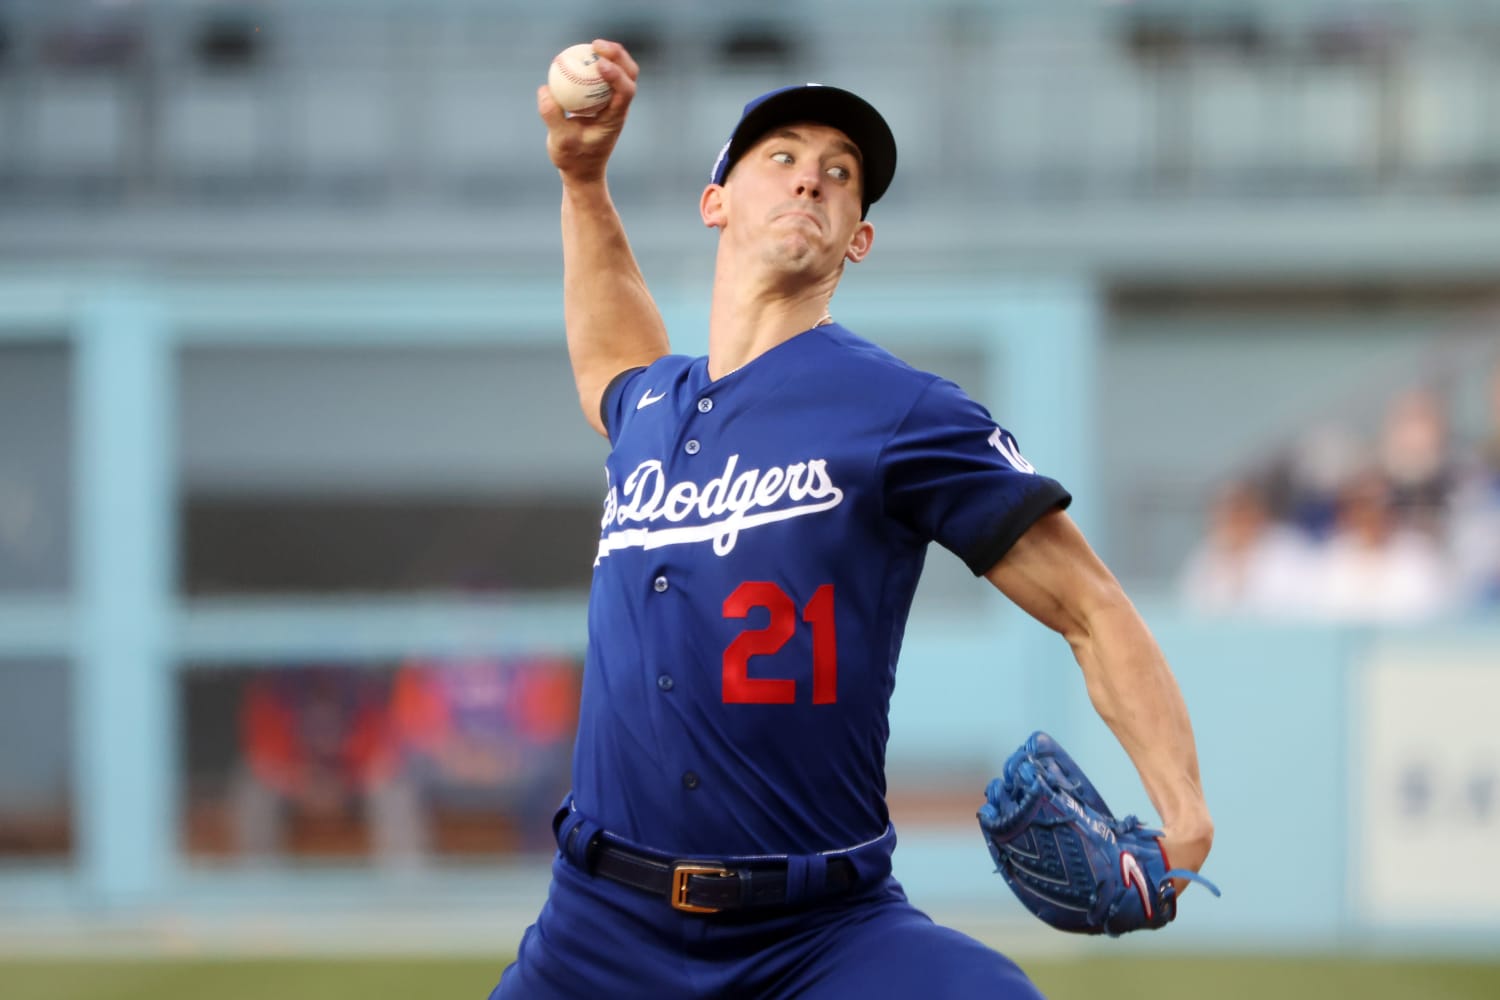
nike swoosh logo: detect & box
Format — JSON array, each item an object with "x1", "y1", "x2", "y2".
[
  {"x1": 637, "y1": 389, "x2": 666, "y2": 410},
  {"x1": 1120, "y1": 852, "x2": 1153, "y2": 919}
]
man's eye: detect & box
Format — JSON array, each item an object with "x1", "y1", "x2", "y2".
[
  {"x1": 827, "y1": 165, "x2": 850, "y2": 181},
  {"x1": 771, "y1": 151, "x2": 793, "y2": 164}
]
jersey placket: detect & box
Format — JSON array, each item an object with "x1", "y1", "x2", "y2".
[{"x1": 652, "y1": 380, "x2": 721, "y2": 799}]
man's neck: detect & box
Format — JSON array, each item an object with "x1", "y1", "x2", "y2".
[{"x1": 707, "y1": 265, "x2": 838, "y2": 381}]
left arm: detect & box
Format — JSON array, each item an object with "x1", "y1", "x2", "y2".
[{"x1": 985, "y1": 508, "x2": 1214, "y2": 890}]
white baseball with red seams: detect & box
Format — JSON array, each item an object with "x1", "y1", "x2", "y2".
[{"x1": 547, "y1": 44, "x2": 613, "y2": 115}]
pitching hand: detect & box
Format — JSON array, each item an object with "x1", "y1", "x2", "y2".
[{"x1": 538, "y1": 39, "x2": 639, "y2": 184}]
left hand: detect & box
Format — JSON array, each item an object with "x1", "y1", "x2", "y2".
[{"x1": 979, "y1": 731, "x2": 1221, "y2": 936}]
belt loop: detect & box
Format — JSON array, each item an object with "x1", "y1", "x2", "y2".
[
  {"x1": 554, "y1": 809, "x2": 603, "y2": 871},
  {"x1": 783, "y1": 854, "x2": 824, "y2": 906},
  {"x1": 550, "y1": 794, "x2": 575, "y2": 842},
  {"x1": 806, "y1": 855, "x2": 828, "y2": 897}
]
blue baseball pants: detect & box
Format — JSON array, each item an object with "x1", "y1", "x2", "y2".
[{"x1": 488, "y1": 854, "x2": 1044, "y2": 999}]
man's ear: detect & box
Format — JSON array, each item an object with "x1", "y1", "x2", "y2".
[
  {"x1": 701, "y1": 184, "x2": 727, "y2": 229},
  {"x1": 845, "y1": 221, "x2": 875, "y2": 263}
]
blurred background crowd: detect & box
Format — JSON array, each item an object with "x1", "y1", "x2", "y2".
[
  {"x1": 1180, "y1": 360, "x2": 1500, "y2": 621},
  {"x1": 202, "y1": 655, "x2": 577, "y2": 863}
]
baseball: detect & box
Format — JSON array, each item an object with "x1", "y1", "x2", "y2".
[{"x1": 548, "y1": 44, "x2": 613, "y2": 116}]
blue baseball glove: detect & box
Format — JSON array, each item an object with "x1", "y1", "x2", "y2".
[{"x1": 977, "y1": 731, "x2": 1219, "y2": 936}]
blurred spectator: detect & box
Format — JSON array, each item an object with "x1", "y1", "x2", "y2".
[
  {"x1": 1378, "y1": 386, "x2": 1458, "y2": 537},
  {"x1": 1276, "y1": 422, "x2": 1368, "y2": 540},
  {"x1": 391, "y1": 655, "x2": 578, "y2": 853},
  {"x1": 1449, "y1": 360, "x2": 1500, "y2": 607},
  {"x1": 1307, "y1": 469, "x2": 1451, "y2": 623},
  {"x1": 230, "y1": 666, "x2": 421, "y2": 865},
  {"x1": 1178, "y1": 479, "x2": 1314, "y2": 616}
]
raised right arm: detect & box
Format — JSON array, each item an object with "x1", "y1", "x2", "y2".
[{"x1": 537, "y1": 40, "x2": 671, "y2": 438}]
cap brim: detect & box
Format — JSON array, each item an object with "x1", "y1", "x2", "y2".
[{"x1": 719, "y1": 86, "x2": 896, "y2": 215}]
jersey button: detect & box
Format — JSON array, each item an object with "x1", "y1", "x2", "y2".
[
  {"x1": 657, "y1": 674, "x2": 674, "y2": 691},
  {"x1": 684, "y1": 439, "x2": 701, "y2": 455},
  {"x1": 682, "y1": 771, "x2": 700, "y2": 790},
  {"x1": 653, "y1": 575, "x2": 669, "y2": 592},
  {"x1": 697, "y1": 398, "x2": 713, "y2": 414}
]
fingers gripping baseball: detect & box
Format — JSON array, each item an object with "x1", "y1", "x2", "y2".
[{"x1": 539, "y1": 39, "x2": 639, "y2": 182}]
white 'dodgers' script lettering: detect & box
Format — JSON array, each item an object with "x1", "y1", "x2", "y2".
[{"x1": 596, "y1": 454, "x2": 844, "y2": 562}]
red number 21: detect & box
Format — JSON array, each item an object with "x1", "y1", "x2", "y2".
[{"x1": 721, "y1": 582, "x2": 838, "y2": 705}]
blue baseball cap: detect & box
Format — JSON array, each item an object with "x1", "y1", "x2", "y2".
[{"x1": 708, "y1": 84, "x2": 897, "y2": 218}]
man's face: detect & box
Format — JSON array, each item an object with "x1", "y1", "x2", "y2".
[{"x1": 710, "y1": 122, "x2": 874, "y2": 277}]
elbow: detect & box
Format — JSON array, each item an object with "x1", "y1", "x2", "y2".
[
  {"x1": 1069, "y1": 585, "x2": 1148, "y2": 719},
  {"x1": 1061, "y1": 578, "x2": 1134, "y2": 656}
]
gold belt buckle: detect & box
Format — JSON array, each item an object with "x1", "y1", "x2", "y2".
[{"x1": 670, "y1": 862, "x2": 732, "y2": 914}]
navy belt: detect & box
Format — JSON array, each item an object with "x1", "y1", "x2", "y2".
[
  {"x1": 590, "y1": 839, "x2": 858, "y2": 914},
  {"x1": 554, "y1": 801, "x2": 869, "y2": 915}
]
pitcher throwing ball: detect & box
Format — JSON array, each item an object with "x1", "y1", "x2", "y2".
[{"x1": 491, "y1": 38, "x2": 1214, "y2": 1000}]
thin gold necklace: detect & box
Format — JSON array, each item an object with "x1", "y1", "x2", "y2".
[{"x1": 719, "y1": 314, "x2": 833, "y2": 380}]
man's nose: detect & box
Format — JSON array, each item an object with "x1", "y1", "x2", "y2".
[{"x1": 792, "y1": 170, "x2": 822, "y2": 200}]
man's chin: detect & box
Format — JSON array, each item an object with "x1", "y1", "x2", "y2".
[{"x1": 764, "y1": 237, "x2": 822, "y2": 271}]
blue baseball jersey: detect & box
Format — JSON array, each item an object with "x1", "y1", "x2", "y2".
[{"x1": 573, "y1": 323, "x2": 1070, "y2": 859}]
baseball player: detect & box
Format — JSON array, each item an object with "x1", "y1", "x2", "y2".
[{"x1": 492, "y1": 39, "x2": 1214, "y2": 999}]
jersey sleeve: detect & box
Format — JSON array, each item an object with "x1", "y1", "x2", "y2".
[
  {"x1": 881, "y1": 377, "x2": 1072, "y2": 575},
  {"x1": 599, "y1": 365, "x2": 651, "y2": 445}
]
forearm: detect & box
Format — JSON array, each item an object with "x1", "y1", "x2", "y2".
[
  {"x1": 561, "y1": 179, "x2": 670, "y2": 432},
  {"x1": 1070, "y1": 594, "x2": 1212, "y2": 841},
  {"x1": 988, "y1": 510, "x2": 1214, "y2": 883}
]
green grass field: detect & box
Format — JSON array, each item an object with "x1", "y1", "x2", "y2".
[{"x1": 5, "y1": 956, "x2": 1500, "y2": 1000}]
